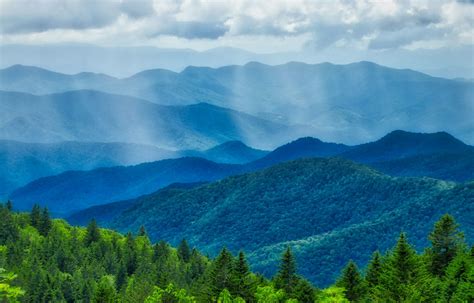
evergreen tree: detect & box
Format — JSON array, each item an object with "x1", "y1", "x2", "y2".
[
  {"x1": 208, "y1": 248, "x2": 234, "y2": 299},
  {"x1": 233, "y1": 251, "x2": 253, "y2": 301},
  {"x1": 153, "y1": 240, "x2": 170, "y2": 262},
  {"x1": 293, "y1": 279, "x2": 316, "y2": 303},
  {"x1": 30, "y1": 204, "x2": 41, "y2": 228},
  {"x1": 274, "y1": 246, "x2": 299, "y2": 296},
  {"x1": 428, "y1": 214, "x2": 464, "y2": 276},
  {"x1": 85, "y1": 219, "x2": 101, "y2": 245},
  {"x1": 124, "y1": 232, "x2": 138, "y2": 275},
  {"x1": 177, "y1": 238, "x2": 191, "y2": 263},
  {"x1": 38, "y1": 207, "x2": 52, "y2": 236},
  {"x1": 138, "y1": 225, "x2": 147, "y2": 237},
  {"x1": 115, "y1": 261, "x2": 127, "y2": 291},
  {"x1": 93, "y1": 275, "x2": 117, "y2": 303},
  {"x1": 444, "y1": 254, "x2": 474, "y2": 302},
  {"x1": 365, "y1": 251, "x2": 382, "y2": 287},
  {"x1": 6, "y1": 200, "x2": 12, "y2": 211},
  {"x1": 392, "y1": 233, "x2": 419, "y2": 284},
  {"x1": 337, "y1": 260, "x2": 365, "y2": 302},
  {"x1": 381, "y1": 233, "x2": 420, "y2": 301},
  {"x1": 0, "y1": 206, "x2": 19, "y2": 245}
]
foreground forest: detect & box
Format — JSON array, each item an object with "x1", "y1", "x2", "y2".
[{"x1": 0, "y1": 202, "x2": 473, "y2": 302}]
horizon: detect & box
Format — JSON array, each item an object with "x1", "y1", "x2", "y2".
[{"x1": 1, "y1": 0, "x2": 473, "y2": 78}]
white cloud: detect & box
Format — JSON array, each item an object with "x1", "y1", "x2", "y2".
[{"x1": 0, "y1": 0, "x2": 472, "y2": 51}]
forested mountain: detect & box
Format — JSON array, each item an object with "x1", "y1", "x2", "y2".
[
  {"x1": 10, "y1": 131, "x2": 474, "y2": 216},
  {"x1": 66, "y1": 183, "x2": 207, "y2": 226},
  {"x1": 0, "y1": 90, "x2": 304, "y2": 150},
  {"x1": 1, "y1": 200, "x2": 472, "y2": 302},
  {"x1": 183, "y1": 141, "x2": 269, "y2": 164},
  {"x1": 341, "y1": 130, "x2": 473, "y2": 162},
  {"x1": 0, "y1": 139, "x2": 267, "y2": 199},
  {"x1": 10, "y1": 158, "x2": 243, "y2": 215},
  {"x1": 371, "y1": 151, "x2": 474, "y2": 182},
  {"x1": 2, "y1": 62, "x2": 473, "y2": 144},
  {"x1": 0, "y1": 140, "x2": 176, "y2": 198},
  {"x1": 249, "y1": 137, "x2": 351, "y2": 169},
  {"x1": 104, "y1": 158, "x2": 474, "y2": 286}
]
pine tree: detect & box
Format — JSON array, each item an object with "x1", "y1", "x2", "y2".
[
  {"x1": 85, "y1": 219, "x2": 101, "y2": 245},
  {"x1": 233, "y1": 251, "x2": 253, "y2": 301},
  {"x1": 337, "y1": 260, "x2": 365, "y2": 302},
  {"x1": 428, "y1": 214, "x2": 464, "y2": 276},
  {"x1": 209, "y1": 248, "x2": 234, "y2": 299},
  {"x1": 124, "y1": 232, "x2": 137, "y2": 275},
  {"x1": 365, "y1": 251, "x2": 382, "y2": 287},
  {"x1": 115, "y1": 261, "x2": 127, "y2": 291},
  {"x1": 0, "y1": 206, "x2": 19, "y2": 245},
  {"x1": 293, "y1": 279, "x2": 315, "y2": 303},
  {"x1": 138, "y1": 225, "x2": 147, "y2": 237},
  {"x1": 381, "y1": 233, "x2": 420, "y2": 301},
  {"x1": 30, "y1": 204, "x2": 41, "y2": 228},
  {"x1": 153, "y1": 240, "x2": 170, "y2": 262},
  {"x1": 274, "y1": 246, "x2": 299, "y2": 296},
  {"x1": 93, "y1": 275, "x2": 117, "y2": 303},
  {"x1": 6, "y1": 200, "x2": 12, "y2": 211},
  {"x1": 177, "y1": 238, "x2": 191, "y2": 263},
  {"x1": 38, "y1": 207, "x2": 52, "y2": 236},
  {"x1": 392, "y1": 233, "x2": 419, "y2": 284}
]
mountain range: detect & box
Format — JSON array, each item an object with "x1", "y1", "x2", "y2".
[
  {"x1": 0, "y1": 89, "x2": 305, "y2": 150},
  {"x1": 10, "y1": 130, "x2": 474, "y2": 216},
  {"x1": 1, "y1": 62, "x2": 473, "y2": 145},
  {"x1": 102, "y1": 158, "x2": 473, "y2": 286}
]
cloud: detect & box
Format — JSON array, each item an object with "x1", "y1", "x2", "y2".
[
  {"x1": 0, "y1": 0, "x2": 154, "y2": 34},
  {"x1": 0, "y1": 0, "x2": 472, "y2": 50}
]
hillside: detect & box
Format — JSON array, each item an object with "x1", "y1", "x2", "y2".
[
  {"x1": 2, "y1": 62, "x2": 473, "y2": 144},
  {"x1": 12, "y1": 130, "x2": 474, "y2": 217},
  {"x1": 3, "y1": 205, "x2": 472, "y2": 302},
  {"x1": 183, "y1": 140, "x2": 269, "y2": 164},
  {"x1": 66, "y1": 182, "x2": 206, "y2": 226},
  {"x1": 0, "y1": 140, "x2": 176, "y2": 198},
  {"x1": 10, "y1": 157, "x2": 243, "y2": 215},
  {"x1": 249, "y1": 137, "x2": 351, "y2": 169},
  {"x1": 0, "y1": 90, "x2": 304, "y2": 150},
  {"x1": 341, "y1": 130, "x2": 473, "y2": 162},
  {"x1": 372, "y1": 151, "x2": 474, "y2": 182},
  {"x1": 108, "y1": 158, "x2": 474, "y2": 286}
]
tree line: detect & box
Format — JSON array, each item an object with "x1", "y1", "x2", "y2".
[{"x1": 0, "y1": 201, "x2": 473, "y2": 302}]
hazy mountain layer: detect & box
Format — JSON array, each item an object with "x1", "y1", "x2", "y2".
[
  {"x1": 0, "y1": 90, "x2": 306, "y2": 150},
  {"x1": 2, "y1": 62, "x2": 472, "y2": 144},
  {"x1": 0, "y1": 140, "x2": 175, "y2": 198},
  {"x1": 13, "y1": 130, "x2": 473, "y2": 217}
]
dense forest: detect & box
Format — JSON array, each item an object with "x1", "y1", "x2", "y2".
[{"x1": 0, "y1": 202, "x2": 473, "y2": 302}]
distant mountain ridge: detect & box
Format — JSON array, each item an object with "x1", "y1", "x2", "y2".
[
  {"x1": 1, "y1": 62, "x2": 473, "y2": 145},
  {"x1": 0, "y1": 140, "x2": 175, "y2": 198},
  {"x1": 11, "y1": 130, "x2": 474, "y2": 216},
  {"x1": 0, "y1": 89, "x2": 307, "y2": 150}
]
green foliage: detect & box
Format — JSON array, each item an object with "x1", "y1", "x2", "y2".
[
  {"x1": 0, "y1": 268, "x2": 24, "y2": 302},
  {"x1": 1, "y1": 208, "x2": 473, "y2": 302},
  {"x1": 274, "y1": 246, "x2": 299, "y2": 296},
  {"x1": 317, "y1": 286, "x2": 349, "y2": 303},
  {"x1": 145, "y1": 283, "x2": 196, "y2": 303},
  {"x1": 336, "y1": 261, "x2": 365, "y2": 301},
  {"x1": 109, "y1": 158, "x2": 474, "y2": 286},
  {"x1": 428, "y1": 214, "x2": 464, "y2": 276},
  {"x1": 85, "y1": 219, "x2": 101, "y2": 245},
  {"x1": 255, "y1": 285, "x2": 285, "y2": 303},
  {"x1": 178, "y1": 239, "x2": 191, "y2": 263}
]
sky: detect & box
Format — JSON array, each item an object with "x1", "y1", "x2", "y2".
[{"x1": 0, "y1": 0, "x2": 473, "y2": 78}]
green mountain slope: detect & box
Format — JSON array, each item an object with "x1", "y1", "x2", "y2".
[{"x1": 109, "y1": 158, "x2": 474, "y2": 286}]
